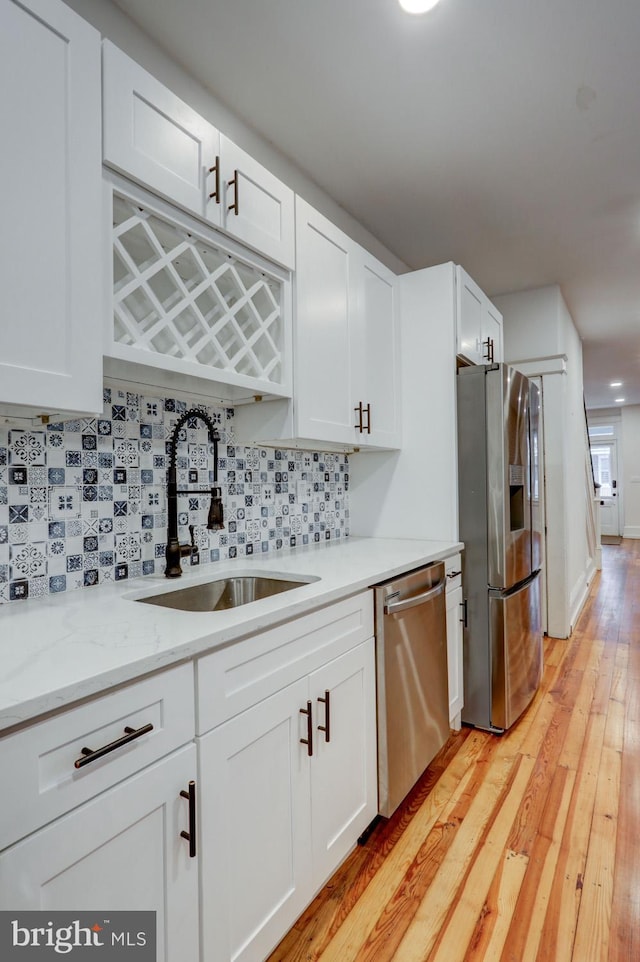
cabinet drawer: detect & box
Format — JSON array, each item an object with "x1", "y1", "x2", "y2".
[
  {"x1": 0, "y1": 662, "x2": 194, "y2": 850},
  {"x1": 196, "y1": 592, "x2": 374, "y2": 734},
  {"x1": 445, "y1": 553, "x2": 462, "y2": 593}
]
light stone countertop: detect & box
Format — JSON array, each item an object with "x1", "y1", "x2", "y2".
[{"x1": 0, "y1": 536, "x2": 463, "y2": 733}]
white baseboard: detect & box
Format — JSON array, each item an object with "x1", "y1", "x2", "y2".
[
  {"x1": 569, "y1": 564, "x2": 594, "y2": 633},
  {"x1": 623, "y1": 526, "x2": 640, "y2": 539}
]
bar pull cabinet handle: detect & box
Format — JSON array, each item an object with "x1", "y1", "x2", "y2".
[
  {"x1": 74, "y1": 723, "x2": 154, "y2": 769},
  {"x1": 482, "y1": 337, "x2": 492, "y2": 362},
  {"x1": 208, "y1": 156, "x2": 220, "y2": 202},
  {"x1": 354, "y1": 402, "x2": 363, "y2": 432},
  {"x1": 364, "y1": 403, "x2": 371, "y2": 435},
  {"x1": 228, "y1": 170, "x2": 239, "y2": 215},
  {"x1": 447, "y1": 570, "x2": 462, "y2": 580},
  {"x1": 180, "y1": 780, "x2": 197, "y2": 858},
  {"x1": 317, "y1": 690, "x2": 331, "y2": 743},
  {"x1": 300, "y1": 701, "x2": 313, "y2": 756},
  {"x1": 489, "y1": 337, "x2": 495, "y2": 363},
  {"x1": 460, "y1": 599, "x2": 468, "y2": 628}
]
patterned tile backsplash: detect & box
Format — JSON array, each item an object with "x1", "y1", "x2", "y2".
[{"x1": 0, "y1": 385, "x2": 349, "y2": 604}]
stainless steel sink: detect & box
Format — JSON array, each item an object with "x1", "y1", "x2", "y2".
[{"x1": 135, "y1": 575, "x2": 311, "y2": 612}]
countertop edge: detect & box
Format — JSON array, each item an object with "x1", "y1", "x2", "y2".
[{"x1": 0, "y1": 537, "x2": 463, "y2": 735}]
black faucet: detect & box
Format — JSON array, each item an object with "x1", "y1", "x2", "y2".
[{"x1": 165, "y1": 408, "x2": 224, "y2": 578}]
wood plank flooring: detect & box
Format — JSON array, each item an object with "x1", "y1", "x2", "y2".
[{"x1": 268, "y1": 539, "x2": 640, "y2": 962}]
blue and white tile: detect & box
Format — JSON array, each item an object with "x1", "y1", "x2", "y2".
[
  {"x1": 115, "y1": 532, "x2": 141, "y2": 563},
  {"x1": 9, "y1": 431, "x2": 46, "y2": 466},
  {"x1": 49, "y1": 486, "x2": 81, "y2": 520},
  {"x1": 10, "y1": 542, "x2": 47, "y2": 579}
]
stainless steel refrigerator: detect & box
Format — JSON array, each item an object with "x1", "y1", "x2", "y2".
[{"x1": 457, "y1": 363, "x2": 543, "y2": 733}]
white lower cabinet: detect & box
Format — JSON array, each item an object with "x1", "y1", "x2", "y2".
[
  {"x1": 0, "y1": 745, "x2": 199, "y2": 962},
  {"x1": 0, "y1": 597, "x2": 378, "y2": 962},
  {"x1": 445, "y1": 554, "x2": 465, "y2": 729},
  {"x1": 308, "y1": 643, "x2": 377, "y2": 884},
  {"x1": 199, "y1": 679, "x2": 312, "y2": 962},
  {"x1": 197, "y1": 601, "x2": 377, "y2": 962},
  {"x1": 0, "y1": 663, "x2": 198, "y2": 962}
]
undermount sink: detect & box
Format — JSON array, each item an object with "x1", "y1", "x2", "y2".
[{"x1": 135, "y1": 575, "x2": 312, "y2": 612}]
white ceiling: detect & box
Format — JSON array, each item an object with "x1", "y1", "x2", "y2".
[{"x1": 114, "y1": 0, "x2": 640, "y2": 409}]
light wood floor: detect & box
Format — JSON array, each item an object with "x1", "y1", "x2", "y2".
[{"x1": 269, "y1": 539, "x2": 640, "y2": 962}]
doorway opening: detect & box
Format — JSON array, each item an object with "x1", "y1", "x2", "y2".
[{"x1": 591, "y1": 439, "x2": 620, "y2": 539}]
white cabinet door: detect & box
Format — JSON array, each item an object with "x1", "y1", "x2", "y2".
[
  {"x1": 0, "y1": 0, "x2": 103, "y2": 418},
  {"x1": 309, "y1": 640, "x2": 377, "y2": 885},
  {"x1": 294, "y1": 198, "x2": 358, "y2": 446},
  {"x1": 484, "y1": 300, "x2": 503, "y2": 363},
  {"x1": 198, "y1": 679, "x2": 312, "y2": 962},
  {"x1": 355, "y1": 250, "x2": 401, "y2": 449},
  {"x1": 0, "y1": 745, "x2": 199, "y2": 962},
  {"x1": 456, "y1": 266, "x2": 503, "y2": 367},
  {"x1": 456, "y1": 267, "x2": 486, "y2": 365},
  {"x1": 446, "y1": 585, "x2": 464, "y2": 727},
  {"x1": 220, "y1": 135, "x2": 294, "y2": 269},
  {"x1": 103, "y1": 41, "x2": 220, "y2": 225}
]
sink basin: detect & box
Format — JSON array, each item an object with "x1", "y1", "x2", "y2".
[{"x1": 135, "y1": 575, "x2": 311, "y2": 612}]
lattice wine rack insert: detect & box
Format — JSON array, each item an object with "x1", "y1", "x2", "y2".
[{"x1": 112, "y1": 194, "x2": 284, "y2": 384}]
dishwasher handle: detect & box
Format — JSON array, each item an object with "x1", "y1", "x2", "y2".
[{"x1": 384, "y1": 579, "x2": 444, "y2": 615}]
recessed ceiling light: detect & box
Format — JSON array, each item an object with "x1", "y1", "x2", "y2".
[
  {"x1": 610, "y1": 381, "x2": 622, "y2": 387},
  {"x1": 398, "y1": 0, "x2": 442, "y2": 13},
  {"x1": 615, "y1": 398, "x2": 625, "y2": 403}
]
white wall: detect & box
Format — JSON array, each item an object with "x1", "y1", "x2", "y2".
[
  {"x1": 498, "y1": 286, "x2": 564, "y2": 359},
  {"x1": 66, "y1": 0, "x2": 407, "y2": 276},
  {"x1": 621, "y1": 405, "x2": 640, "y2": 538},
  {"x1": 493, "y1": 284, "x2": 589, "y2": 637}
]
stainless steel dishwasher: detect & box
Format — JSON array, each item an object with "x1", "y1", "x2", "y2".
[{"x1": 374, "y1": 562, "x2": 449, "y2": 817}]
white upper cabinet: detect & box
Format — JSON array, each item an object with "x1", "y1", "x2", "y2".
[
  {"x1": 483, "y1": 298, "x2": 504, "y2": 364},
  {"x1": 0, "y1": 0, "x2": 103, "y2": 420},
  {"x1": 102, "y1": 40, "x2": 220, "y2": 226},
  {"x1": 354, "y1": 249, "x2": 401, "y2": 449},
  {"x1": 456, "y1": 266, "x2": 503, "y2": 366},
  {"x1": 246, "y1": 197, "x2": 400, "y2": 451},
  {"x1": 102, "y1": 43, "x2": 294, "y2": 269},
  {"x1": 219, "y1": 135, "x2": 295, "y2": 269},
  {"x1": 294, "y1": 199, "x2": 358, "y2": 446}
]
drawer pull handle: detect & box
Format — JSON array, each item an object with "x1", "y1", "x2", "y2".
[
  {"x1": 300, "y1": 701, "x2": 313, "y2": 756},
  {"x1": 317, "y1": 689, "x2": 331, "y2": 743},
  {"x1": 180, "y1": 780, "x2": 197, "y2": 858},
  {"x1": 74, "y1": 722, "x2": 154, "y2": 769},
  {"x1": 447, "y1": 570, "x2": 462, "y2": 579}
]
